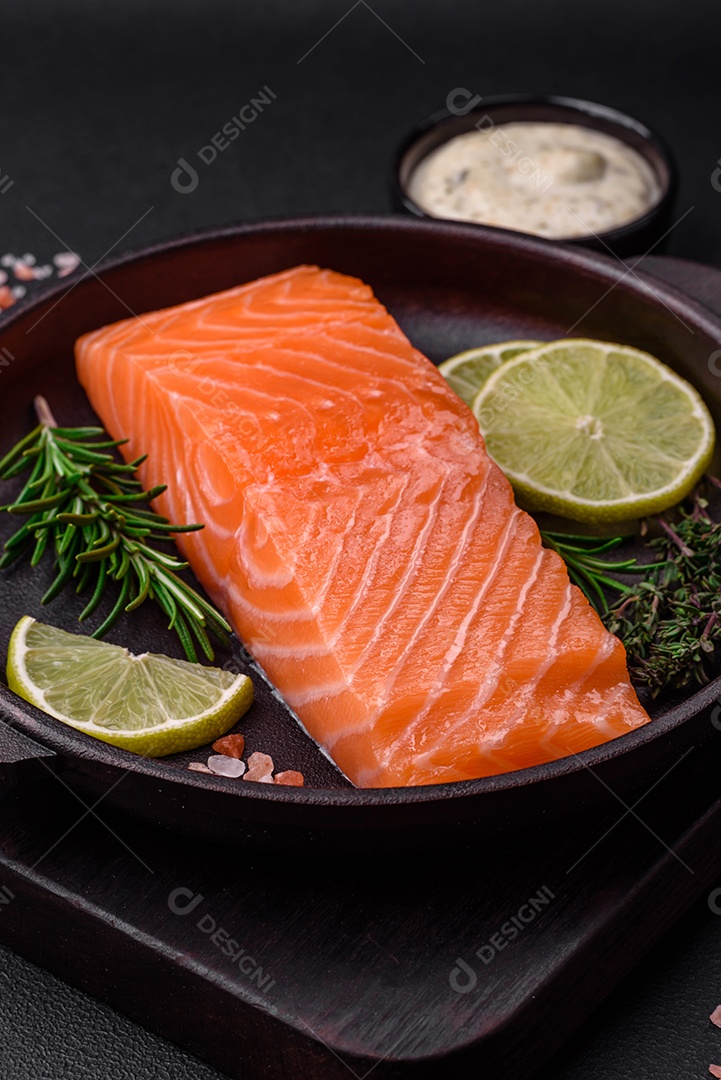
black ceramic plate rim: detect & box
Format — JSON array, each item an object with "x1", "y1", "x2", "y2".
[
  {"x1": 1, "y1": 213, "x2": 720, "y2": 809},
  {"x1": 392, "y1": 93, "x2": 678, "y2": 247}
]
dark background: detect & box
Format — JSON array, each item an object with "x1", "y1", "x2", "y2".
[
  {"x1": 1, "y1": 0, "x2": 721, "y2": 266},
  {"x1": 1, "y1": 1, "x2": 721, "y2": 1077}
]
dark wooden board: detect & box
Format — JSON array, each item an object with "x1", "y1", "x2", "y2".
[
  {"x1": 0, "y1": 699, "x2": 719, "y2": 1079},
  {"x1": 0, "y1": 253, "x2": 720, "y2": 1079}
]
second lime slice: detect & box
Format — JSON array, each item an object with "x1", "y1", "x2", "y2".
[
  {"x1": 438, "y1": 340, "x2": 540, "y2": 405},
  {"x1": 472, "y1": 338, "x2": 715, "y2": 523}
]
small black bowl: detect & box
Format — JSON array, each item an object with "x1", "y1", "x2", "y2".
[{"x1": 393, "y1": 94, "x2": 678, "y2": 259}]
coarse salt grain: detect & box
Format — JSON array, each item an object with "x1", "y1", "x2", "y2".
[
  {"x1": 709, "y1": 1066, "x2": 721, "y2": 1078},
  {"x1": 207, "y1": 755, "x2": 246, "y2": 778},
  {"x1": 187, "y1": 762, "x2": 212, "y2": 774},
  {"x1": 711, "y1": 1006, "x2": 721, "y2": 1028},
  {"x1": 53, "y1": 251, "x2": 81, "y2": 277},
  {"x1": 244, "y1": 752, "x2": 274, "y2": 783},
  {"x1": 274, "y1": 770, "x2": 305, "y2": 787},
  {"x1": 212, "y1": 733, "x2": 245, "y2": 759},
  {"x1": 13, "y1": 262, "x2": 36, "y2": 282}
]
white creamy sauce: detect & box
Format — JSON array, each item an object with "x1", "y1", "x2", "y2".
[{"x1": 408, "y1": 122, "x2": 662, "y2": 239}]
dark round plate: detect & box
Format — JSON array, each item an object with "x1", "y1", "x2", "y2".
[{"x1": 1, "y1": 215, "x2": 720, "y2": 851}]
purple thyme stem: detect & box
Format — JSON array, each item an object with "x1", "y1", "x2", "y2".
[{"x1": 659, "y1": 518, "x2": 694, "y2": 558}]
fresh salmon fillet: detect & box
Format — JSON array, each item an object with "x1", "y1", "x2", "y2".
[{"x1": 76, "y1": 265, "x2": 650, "y2": 787}]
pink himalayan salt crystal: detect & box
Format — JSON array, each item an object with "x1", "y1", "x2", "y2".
[
  {"x1": 709, "y1": 1066, "x2": 721, "y2": 1078},
  {"x1": 274, "y1": 770, "x2": 305, "y2": 787},
  {"x1": 244, "y1": 752, "x2": 274, "y2": 783},
  {"x1": 13, "y1": 261, "x2": 36, "y2": 281},
  {"x1": 212, "y1": 733, "x2": 245, "y2": 759},
  {"x1": 711, "y1": 1006, "x2": 721, "y2": 1028}
]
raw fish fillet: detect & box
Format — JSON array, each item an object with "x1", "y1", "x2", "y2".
[{"x1": 76, "y1": 265, "x2": 650, "y2": 787}]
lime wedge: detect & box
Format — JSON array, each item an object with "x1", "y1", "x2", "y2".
[
  {"x1": 438, "y1": 340, "x2": 541, "y2": 405},
  {"x1": 472, "y1": 338, "x2": 715, "y2": 523},
  {"x1": 6, "y1": 617, "x2": 253, "y2": 757}
]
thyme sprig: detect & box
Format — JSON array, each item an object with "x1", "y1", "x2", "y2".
[
  {"x1": 604, "y1": 490, "x2": 721, "y2": 696},
  {"x1": 542, "y1": 487, "x2": 721, "y2": 696},
  {"x1": 0, "y1": 397, "x2": 230, "y2": 662}
]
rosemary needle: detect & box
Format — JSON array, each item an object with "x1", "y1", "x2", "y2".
[{"x1": 0, "y1": 396, "x2": 230, "y2": 663}]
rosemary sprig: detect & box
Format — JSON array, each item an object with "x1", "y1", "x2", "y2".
[
  {"x1": 0, "y1": 397, "x2": 230, "y2": 663},
  {"x1": 604, "y1": 490, "x2": 721, "y2": 696},
  {"x1": 540, "y1": 530, "x2": 643, "y2": 614}
]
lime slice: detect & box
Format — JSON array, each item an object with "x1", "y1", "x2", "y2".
[
  {"x1": 472, "y1": 338, "x2": 715, "y2": 523},
  {"x1": 6, "y1": 617, "x2": 253, "y2": 757},
  {"x1": 438, "y1": 340, "x2": 541, "y2": 405}
]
